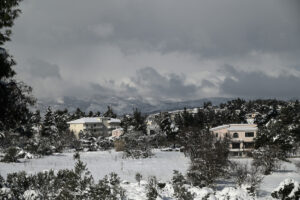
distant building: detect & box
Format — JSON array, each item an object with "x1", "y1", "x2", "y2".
[
  {"x1": 67, "y1": 117, "x2": 121, "y2": 138},
  {"x1": 102, "y1": 118, "x2": 121, "y2": 134},
  {"x1": 112, "y1": 128, "x2": 124, "y2": 138},
  {"x1": 67, "y1": 117, "x2": 105, "y2": 138},
  {"x1": 210, "y1": 124, "x2": 258, "y2": 157},
  {"x1": 245, "y1": 112, "x2": 260, "y2": 124}
]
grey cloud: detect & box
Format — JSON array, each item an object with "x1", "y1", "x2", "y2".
[
  {"x1": 132, "y1": 67, "x2": 198, "y2": 100},
  {"x1": 13, "y1": 0, "x2": 300, "y2": 58},
  {"x1": 220, "y1": 66, "x2": 300, "y2": 98},
  {"x1": 27, "y1": 59, "x2": 61, "y2": 79},
  {"x1": 5, "y1": 0, "x2": 300, "y2": 101},
  {"x1": 201, "y1": 80, "x2": 216, "y2": 88}
]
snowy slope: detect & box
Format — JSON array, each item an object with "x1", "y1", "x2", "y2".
[{"x1": 1, "y1": 150, "x2": 299, "y2": 199}]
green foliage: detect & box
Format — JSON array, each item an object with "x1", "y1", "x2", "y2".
[
  {"x1": 179, "y1": 128, "x2": 230, "y2": 187},
  {"x1": 0, "y1": 0, "x2": 35, "y2": 133}
]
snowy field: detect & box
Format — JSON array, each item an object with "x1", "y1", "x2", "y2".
[{"x1": 0, "y1": 150, "x2": 300, "y2": 198}]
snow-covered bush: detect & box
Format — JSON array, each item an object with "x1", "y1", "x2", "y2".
[
  {"x1": 172, "y1": 170, "x2": 194, "y2": 200},
  {"x1": 135, "y1": 172, "x2": 142, "y2": 186},
  {"x1": 179, "y1": 128, "x2": 230, "y2": 187},
  {"x1": 23, "y1": 190, "x2": 41, "y2": 200},
  {"x1": 6, "y1": 171, "x2": 31, "y2": 199},
  {"x1": 98, "y1": 137, "x2": 114, "y2": 150},
  {"x1": 146, "y1": 176, "x2": 158, "y2": 200},
  {"x1": 216, "y1": 187, "x2": 253, "y2": 200},
  {"x1": 252, "y1": 146, "x2": 282, "y2": 175},
  {"x1": 0, "y1": 187, "x2": 13, "y2": 199},
  {"x1": 271, "y1": 178, "x2": 300, "y2": 200},
  {"x1": 230, "y1": 162, "x2": 264, "y2": 196},
  {"x1": 122, "y1": 135, "x2": 153, "y2": 159},
  {"x1": 230, "y1": 162, "x2": 249, "y2": 187},
  {"x1": 1, "y1": 146, "x2": 19, "y2": 162},
  {"x1": 114, "y1": 139, "x2": 125, "y2": 152},
  {"x1": 294, "y1": 161, "x2": 300, "y2": 172}
]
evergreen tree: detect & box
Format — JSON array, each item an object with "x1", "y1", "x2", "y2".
[
  {"x1": 103, "y1": 106, "x2": 117, "y2": 118},
  {"x1": 72, "y1": 108, "x2": 85, "y2": 119},
  {"x1": 88, "y1": 111, "x2": 94, "y2": 117},
  {"x1": 53, "y1": 109, "x2": 70, "y2": 133},
  {"x1": 41, "y1": 107, "x2": 55, "y2": 137},
  {"x1": 132, "y1": 108, "x2": 146, "y2": 134},
  {"x1": 178, "y1": 128, "x2": 230, "y2": 187},
  {"x1": 0, "y1": 0, "x2": 35, "y2": 132}
]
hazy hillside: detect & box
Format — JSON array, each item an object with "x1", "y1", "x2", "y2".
[{"x1": 36, "y1": 96, "x2": 232, "y2": 115}]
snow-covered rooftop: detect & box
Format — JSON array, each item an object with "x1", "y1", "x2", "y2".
[
  {"x1": 67, "y1": 117, "x2": 102, "y2": 124},
  {"x1": 210, "y1": 124, "x2": 257, "y2": 132},
  {"x1": 227, "y1": 126, "x2": 257, "y2": 132},
  {"x1": 108, "y1": 118, "x2": 121, "y2": 123}
]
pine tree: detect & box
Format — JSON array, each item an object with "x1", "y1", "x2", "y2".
[
  {"x1": 41, "y1": 107, "x2": 55, "y2": 137},
  {"x1": 0, "y1": 0, "x2": 35, "y2": 132},
  {"x1": 132, "y1": 108, "x2": 146, "y2": 134},
  {"x1": 103, "y1": 106, "x2": 117, "y2": 118},
  {"x1": 53, "y1": 109, "x2": 70, "y2": 133}
]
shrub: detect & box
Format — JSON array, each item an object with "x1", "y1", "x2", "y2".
[
  {"x1": 271, "y1": 178, "x2": 300, "y2": 200},
  {"x1": 114, "y1": 139, "x2": 125, "y2": 152},
  {"x1": 122, "y1": 136, "x2": 153, "y2": 159},
  {"x1": 252, "y1": 146, "x2": 282, "y2": 175},
  {"x1": 294, "y1": 161, "x2": 300, "y2": 172},
  {"x1": 146, "y1": 176, "x2": 158, "y2": 200},
  {"x1": 243, "y1": 164, "x2": 264, "y2": 197},
  {"x1": 230, "y1": 162, "x2": 249, "y2": 187},
  {"x1": 98, "y1": 137, "x2": 114, "y2": 150},
  {"x1": 1, "y1": 146, "x2": 19, "y2": 162},
  {"x1": 172, "y1": 170, "x2": 194, "y2": 200},
  {"x1": 135, "y1": 172, "x2": 142, "y2": 186},
  {"x1": 179, "y1": 128, "x2": 230, "y2": 187}
]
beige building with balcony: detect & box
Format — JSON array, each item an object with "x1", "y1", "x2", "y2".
[
  {"x1": 67, "y1": 117, "x2": 121, "y2": 139},
  {"x1": 67, "y1": 117, "x2": 105, "y2": 138},
  {"x1": 210, "y1": 124, "x2": 258, "y2": 157}
]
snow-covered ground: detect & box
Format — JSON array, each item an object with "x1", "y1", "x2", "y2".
[{"x1": 0, "y1": 150, "x2": 299, "y2": 199}]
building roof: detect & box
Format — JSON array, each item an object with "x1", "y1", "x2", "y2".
[
  {"x1": 227, "y1": 126, "x2": 257, "y2": 132},
  {"x1": 210, "y1": 124, "x2": 257, "y2": 132},
  {"x1": 108, "y1": 118, "x2": 121, "y2": 123},
  {"x1": 67, "y1": 117, "x2": 102, "y2": 124}
]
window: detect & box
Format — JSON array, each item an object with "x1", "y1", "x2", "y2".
[
  {"x1": 244, "y1": 142, "x2": 254, "y2": 149},
  {"x1": 245, "y1": 132, "x2": 254, "y2": 137},
  {"x1": 232, "y1": 143, "x2": 240, "y2": 149},
  {"x1": 216, "y1": 133, "x2": 218, "y2": 137},
  {"x1": 233, "y1": 132, "x2": 239, "y2": 138}
]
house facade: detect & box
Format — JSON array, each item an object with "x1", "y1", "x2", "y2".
[
  {"x1": 111, "y1": 128, "x2": 124, "y2": 138},
  {"x1": 67, "y1": 117, "x2": 121, "y2": 138},
  {"x1": 209, "y1": 124, "x2": 258, "y2": 157},
  {"x1": 67, "y1": 117, "x2": 105, "y2": 138}
]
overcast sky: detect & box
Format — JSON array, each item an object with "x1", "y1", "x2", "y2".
[{"x1": 6, "y1": 0, "x2": 300, "y2": 102}]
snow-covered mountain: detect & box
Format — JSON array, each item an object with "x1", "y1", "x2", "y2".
[{"x1": 36, "y1": 95, "x2": 232, "y2": 115}]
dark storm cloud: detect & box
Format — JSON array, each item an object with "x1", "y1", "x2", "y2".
[
  {"x1": 132, "y1": 67, "x2": 198, "y2": 99},
  {"x1": 6, "y1": 0, "x2": 300, "y2": 100},
  {"x1": 220, "y1": 65, "x2": 300, "y2": 98}
]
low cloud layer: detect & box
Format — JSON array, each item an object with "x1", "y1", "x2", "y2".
[{"x1": 6, "y1": 0, "x2": 300, "y2": 101}]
